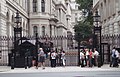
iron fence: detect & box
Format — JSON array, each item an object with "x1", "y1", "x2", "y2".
[
  {"x1": 0, "y1": 36, "x2": 78, "y2": 66},
  {"x1": 102, "y1": 34, "x2": 120, "y2": 48},
  {"x1": 0, "y1": 34, "x2": 118, "y2": 66}
]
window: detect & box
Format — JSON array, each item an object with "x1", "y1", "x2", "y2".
[
  {"x1": 41, "y1": 0, "x2": 45, "y2": 12},
  {"x1": 104, "y1": 0, "x2": 106, "y2": 5},
  {"x1": 75, "y1": 5, "x2": 78, "y2": 9},
  {"x1": 33, "y1": 26, "x2": 38, "y2": 36},
  {"x1": 0, "y1": 51, "x2": 1, "y2": 59},
  {"x1": 75, "y1": 18, "x2": 77, "y2": 22},
  {"x1": 75, "y1": 13, "x2": 77, "y2": 16},
  {"x1": 42, "y1": 26, "x2": 45, "y2": 36},
  {"x1": 50, "y1": 25, "x2": 52, "y2": 36},
  {"x1": 33, "y1": 0, "x2": 37, "y2": 12}
]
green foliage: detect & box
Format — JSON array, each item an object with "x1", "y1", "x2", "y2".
[
  {"x1": 76, "y1": 0, "x2": 93, "y2": 11},
  {"x1": 74, "y1": 21, "x2": 92, "y2": 42},
  {"x1": 74, "y1": 0, "x2": 93, "y2": 43},
  {"x1": 76, "y1": 0, "x2": 93, "y2": 25}
]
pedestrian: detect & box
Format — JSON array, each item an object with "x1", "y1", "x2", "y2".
[
  {"x1": 37, "y1": 48, "x2": 45, "y2": 69},
  {"x1": 110, "y1": 47, "x2": 116, "y2": 67},
  {"x1": 114, "y1": 49, "x2": 119, "y2": 67},
  {"x1": 80, "y1": 49, "x2": 85, "y2": 67},
  {"x1": 61, "y1": 51, "x2": 66, "y2": 67},
  {"x1": 57, "y1": 50, "x2": 62, "y2": 66},
  {"x1": 85, "y1": 48, "x2": 89, "y2": 66},
  {"x1": 93, "y1": 48, "x2": 99, "y2": 66},
  {"x1": 51, "y1": 50, "x2": 57, "y2": 67},
  {"x1": 32, "y1": 56, "x2": 36, "y2": 67},
  {"x1": 89, "y1": 49, "x2": 93, "y2": 67}
]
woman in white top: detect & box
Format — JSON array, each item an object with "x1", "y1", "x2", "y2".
[
  {"x1": 51, "y1": 50, "x2": 57, "y2": 67},
  {"x1": 85, "y1": 49, "x2": 89, "y2": 66},
  {"x1": 80, "y1": 50, "x2": 85, "y2": 67},
  {"x1": 61, "y1": 51, "x2": 66, "y2": 66},
  {"x1": 93, "y1": 48, "x2": 99, "y2": 66}
]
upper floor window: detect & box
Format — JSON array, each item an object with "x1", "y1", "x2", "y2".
[
  {"x1": 33, "y1": 0, "x2": 37, "y2": 12},
  {"x1": 33, "y1": 26, "x2": 38, "y2": 36},
  {"x1": 75, "y1": 13, "x2": 77, "y2": 16},
  {"x1": 75, "y1": 17, "x2": 77, "y2": 23},
  {"x1": 75, "y1": 5, "x2": 78, "y2": 9},
  {"x1": 50, "y1": 25, "x2": 52, "y2": 36},
  {"x1": 42, "y1": 26, "x2": 45, "y2": 36},
  {"x1": 41, "y1": 0, "x2": 45, "y2": 12}
]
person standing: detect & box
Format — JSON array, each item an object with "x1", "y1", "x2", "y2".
[
  {"x1": 80, "y1": 49, "x2": 85, "y2": 67},
  {"x1": 89, "y1": 49, "x2": 93, "y2": 67},
  {"x1": 93, "y1": 48, "x2": 99, "y2": 66},
  {"x1": 85, "y1": 49, "x2": 89, "y2": 66},
  {"x1": 61, "y1": 51, "x2": 66, "y2": 67},
  {"x1": 114, "y1": 49, "x2": 119, "y2": 67},
  {"x1": 51, "y1": 50, "x2": 57, "y2": 67},
  {"x1": 110, "y1": 47, "x2": 116, "y2": 67},
  {"x1": 37, "y1": 48, "x2": 45, "y2": 69},
  {"x1": 32, "y1": 56, "x2": 36, "y2": 67}
]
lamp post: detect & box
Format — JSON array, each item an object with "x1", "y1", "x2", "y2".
[
  {"x1": 75, "y1": 32, "x2": 82, "y2": 66},
  {"x1": 11, "y1": 11, "x2": 22, "y2": 69},
  {"x1": 14, "y1": 10, "x2": 22, "y2": 55},
  {"x1": 33, "y1": 25, "x2": 38, "y2": 68},
  {"x1": 93, "y1": 10, "x2": 102, "y2": 67}
]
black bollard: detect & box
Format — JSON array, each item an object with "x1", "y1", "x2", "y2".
[
  {"x1": 25, "y1": 56, "x2": 27, "y2": 69},
  {"x1": 98, "y1": 55, "x2": 101, "y2": 68},
  {"x1": 28, "y1": 56, "x2": 31, "y2": 68},
  {"x1": 11, "y1": 56, "x2": 14, "y2": 69}
]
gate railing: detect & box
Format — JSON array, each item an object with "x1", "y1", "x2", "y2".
[{"x1": 0, "y1": 36, "x2": 76, "y2": 66}]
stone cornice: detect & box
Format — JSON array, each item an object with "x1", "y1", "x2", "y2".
[
  {"x1": 56, "y1": 2, "x2": 67, "y2": 11},
  {"x1": 57, "y1": 22, "x2": 67, "y2": 30},
  {"x1": 0, "y1": 13, "x2": 7, "y2": 20},
  {"x1": 29, "y1": 17, "x2": 49, "y2": 20},
  {"x1": 6, "y1": 0, "x2": 29, "y2": 18},
  {"x1": 92, "y1": 1, "x2": 99, "y2": 12}
]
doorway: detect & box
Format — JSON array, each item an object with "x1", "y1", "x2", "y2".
[{"x1": 101, "y1": 43, "x2": 110, "y2": 64}]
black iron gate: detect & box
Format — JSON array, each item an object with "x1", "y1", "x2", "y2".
[{"x1": 101, "y1": 43, "x2": 110, "y2": 64}]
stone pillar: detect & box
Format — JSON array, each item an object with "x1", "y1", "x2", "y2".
[
  {"x1": 114, "y1": 22, "x2": 119, "y2": 35},
  {"x1": 52, "y1": 25, "x2": 54, "y2": 36}
]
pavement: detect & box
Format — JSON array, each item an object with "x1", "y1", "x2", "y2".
[
  {"x1": 0, "y1": 66, "x2": 11, "y2": 72},
  {"x1": 0, "y1": 64, "x2": 120, "y2": 73}
]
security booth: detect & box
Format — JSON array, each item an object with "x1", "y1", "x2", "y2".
[
  {"x1": 10, "y1": 37, "x2": 45, "y2": 69},
  {"x1": 19, "y1": 40, "x2": 36, "y2": 68},
  {"x1": 11, "y1": 39, "x2": 36, "y2": 68}
]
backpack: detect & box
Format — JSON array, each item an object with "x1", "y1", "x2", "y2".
[{"x1": 113, "y1": 51, "x2": 116, "y2": 58}]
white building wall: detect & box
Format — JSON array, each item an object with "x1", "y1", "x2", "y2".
[
  {"x1": 0, "y1": 0, "x2": 29, "y2": 65},
  {"x1": 0, "y1": 0, "x2": 7, "y2": 36},
  {"x1": 93, "y1": 0, "x2": 120, "y2": 48},
  {"x1": 0, "y1": 0, "x2": 79, "y2": 65},
  {"x1": 93, "y1": 0, "x2": 99, "y2": 7}
]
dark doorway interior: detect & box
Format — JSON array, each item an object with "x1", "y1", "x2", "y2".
[{"x1": 101, "y1": 43, "x2": 110, "y2": 64}]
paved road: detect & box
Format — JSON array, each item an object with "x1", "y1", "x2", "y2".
[
  {"x1": 0, "y1": 71, "x2": 120, "y2": 77},
  {"x1": 0, "y1": 65, "x2": 120, "y2": 77}
]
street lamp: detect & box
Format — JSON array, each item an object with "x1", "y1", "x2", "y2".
[
  {"x1": 14, "y1": 10, "x2": 22, "y2": 54},
  {"x1": 93, "y1": 10, "x2": 102, "y2": 67},
  {"x1": 11, "y1": 11, "x2": 22, "y2": 69},
  {"x1": 75, "y1": 32, "x2": 82, "y2": 66}
]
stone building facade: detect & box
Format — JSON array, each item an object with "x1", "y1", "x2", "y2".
[
  {"x1": 0, "y1": 0, "x2": 82, "y2": 65},
  {"x1": 93, "y1": 0, "x2": 120, "y2": 49}
]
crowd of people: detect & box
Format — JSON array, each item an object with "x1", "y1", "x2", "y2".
[
  {"x1": 31, "y1": 47, "x2": 119, "y2": 69},
  {"x1": 79, "y1": 48, "x2": 99, "y2": 67},
  {"x1": 32, "y1": 48, "x2": 66, "y2": 69}
]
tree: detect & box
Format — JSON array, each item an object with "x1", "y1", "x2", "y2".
[
  {"x1": 74, "y1": 0, "x2": 93, "y2": 44},
  {"x1": 74, "y1": 21, "x2": 92, "y2": 43},
  {"x1": 76, "y1": 0, "x2": 93, "y2": 25}
]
